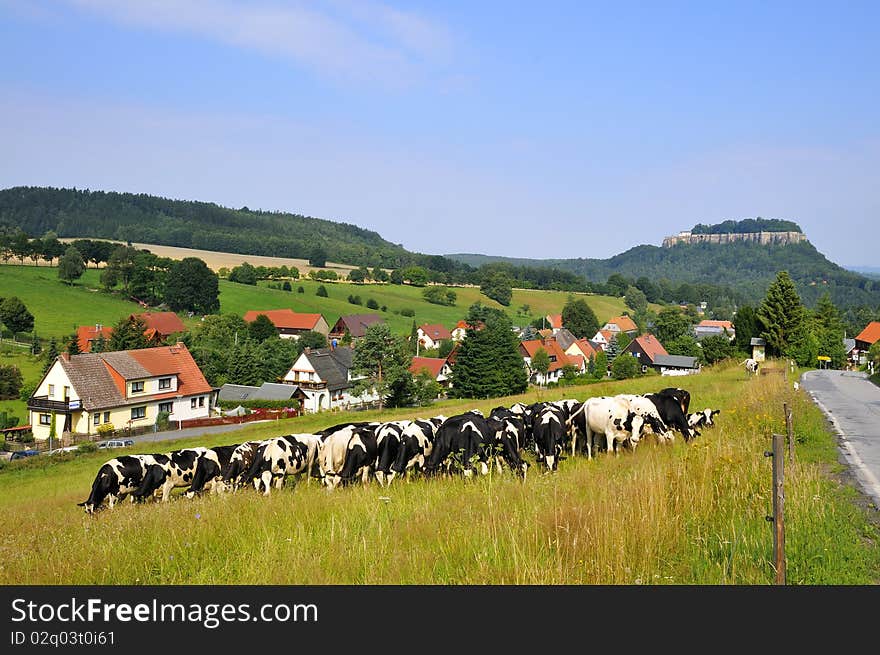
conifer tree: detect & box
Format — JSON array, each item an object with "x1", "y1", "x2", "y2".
[{"x1": 757, "y1": 271, "x2": 807, "y2": 357}]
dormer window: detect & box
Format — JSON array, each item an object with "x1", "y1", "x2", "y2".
[
  {"x1": 131, "y1": 381, "x2": 145, "y2": 393},
  {"x1": 159, "y1": 377, "x2": 172, "y2": 390}
]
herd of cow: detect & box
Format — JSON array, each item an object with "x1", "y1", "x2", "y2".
[{"x1": 78, "y1": 387, "x2": 721, "y2": 513}]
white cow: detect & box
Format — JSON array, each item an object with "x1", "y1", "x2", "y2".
[
  {"x1": 744, "y1": 358, "x2": 759, "y2": 376},
  {"x1": 567, "y1": 396, "x2": 644, "y2": 458}
]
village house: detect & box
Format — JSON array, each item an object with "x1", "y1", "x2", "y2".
[
  {"x1": 328, "y1": 314, "x2": 385, "y2": 344},
  {"x1": 281, "y1": 346, "x2": 379, "y2": 413},
  {"x1": 545, "y1": 313, "x2": 564, "y2": 334},
  {"x1": 694, "y1": 319, "x2": 735, "y2": 341},
  {"x1": 75, "y1": 311, "x2": 187, "y2": 353},
  {"x1": 451, "y1": 319, "x2": 485, "y2": 342},
  {"x1": 408, "y1": 356, "x2": 452, "y2": 390},
  {"x1": 651, "y1": 354, "x2": 701, "y2": 376},
  {"x1": 243, "y1": 309, "x2": 330, "y2": 339},
  {"x1": 27, "y1": 343, "x2": 214, "y2": 441},
  {"x1": 590, "y1": 329, "x2": 616, "y2": 351},
  {"x1": 620, "y1": 334, "x2": 669, "y2": 372},
  {"x1": 565, "y1": 338, "x2": 598, "y2": 363},
  {"x1": 520, "y1": 338, "x2": 585, "y2": 386},
  {"x1": 217, "y1": 382, "x2": 307, "y2": 406},
  {"x1": 854, "y1": 321, "x2": 880, "y2": 365},
  {"x1": 601, "y1": 315, "x2": 638, "y2": 336},
  {"x1": 416, "y1": 323, "x2": 452, "y2": 351}
]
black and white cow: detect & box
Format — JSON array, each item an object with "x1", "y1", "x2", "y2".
[
  {"x1": 319, "y1": 422, "x2": 380, "y2": 489},
  {"x1": 130, "y1": 447, "x2": 210, "y2": 503},
  {"x1": 487, "y1": 407, "x2": 529, "y2": 477},
  {"x1": 220, "y1": 440, "x2": 270, "y2": 491},
  {"x1": 240, "y1": 433, "x2": 322, "y2": 495},
  {"x1": 374, "y1": 421, "x2": 411, "y2": 486},
  {"x1": 615, "y1": 394, "x2": 674, "y2": 447},
  {"x1": 423, "y1": 411, "x2": 492, "y2": 478},
  {"x1": 78, "y1": 454, "x2": 158, "y2": 513},
  {"x1": 644, "y1": 391, "x2": 694, "y2": 442},
  {"x1": 531, "y1": 404, "x2": 566, "y2": 471},
  {"x1": 567, "y1": 396, "x2": 645, "y2": 458},
  {"x1": 183, "y1": 444, "x2": 240, "y2": 498},
  {"x1": 386, "y1": 416, "x2": 445, "y2": 485},
  {"x1": 657, "y1": 387, "x2": 691, "y2": 415},
  {"x1": 336, "y1": 423, "x2": 385, "y2": 486},
  {"x1": 687, "y1": 408, "x2": 721, "y2": 436}
]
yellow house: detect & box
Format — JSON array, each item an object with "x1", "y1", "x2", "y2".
[{"x1": 27, "y1": 343, "x2": 215, "y2": 441}]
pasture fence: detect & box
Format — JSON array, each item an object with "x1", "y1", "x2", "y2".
[{"x1": 765, "y1": 431, "x2": 787, "y2": 585}]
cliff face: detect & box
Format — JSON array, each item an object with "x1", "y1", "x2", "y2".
[{"x1": 662, "y1": 231, "x2": 807, "y2": 248}]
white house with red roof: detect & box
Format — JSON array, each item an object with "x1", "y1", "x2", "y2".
[
  {"x1": 27, "y1": 343, "x2": 214, "y2": 441},
  {"x1": 519, "y1": 338, "x2": 585, "y2": 385},
  {"x1": 409, "y1": 356, "x2": 452, "y2": 389},
  {"x1": 416, "y1": 323, "x2": 452, "y2": 350},
  {"x1": 601, "y1": 315, "x2": 638, "y2": 335},
  {"x1": 451, "y1": 319, "x2": 485, "y2": 342},
  {"x1": 590, "y1": 329, "x2": 616, "y2": 351},
  {"x1": 243, "y1": 309, "x2": 330, "y2": 339}
]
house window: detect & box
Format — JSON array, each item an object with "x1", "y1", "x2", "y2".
[
  {"x1": 159, "y1": 377, "x2": 172, "y2": 390},
  {"x1": 198, "y1": 396, "x2": 205, "y2": 407},
  {"x1": 103, "y1": 412, "x2": 110, "y2": 423},
  {"x1": 63, "y1": 386, "x2": 70, "y2": 400},
  {"x1": 159, "y1": 402, "x2": 173, "y2": 414},
  {"x1": 39, "y1": 414, "x2": 51, "y2": 426},
  {"x1": 48, "y1": 384, "x2": 55, "y2": 398},
  {"x1": 308, "y1": 372, "x2": 314, "y2": 381},
  {"x1": 93, "y1": 414, "x2": 101, "y2": 426},
  {"x1": 131, "y1": 381, "x2": 145, "y2": 393},
  {"x1": 131, "y1": 406, "x2": 146, "y2": 420}
]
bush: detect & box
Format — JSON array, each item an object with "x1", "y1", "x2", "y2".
[
  {"x1": 316, "y1": 285, "x2": 328, "y2": 297},
  {"x1": 348, "y1": 294, "x2": 363, "y2": 305},
  {"x1": 282, "y1": 280, "x2": 292, "y2": 292},
  {"x1": 611, "y1": 354, "x2": 641, "y2": 380},
  {"x1": 400, "y1": 308, "x2": 415, "y2": 317},
  {"x1": 297, "y1": 286, "x2": 305, "y2": 294},
  {"x1": 366, "y1": 298, "x2": 380, "y2": 310},
  {"x1": 156, "y1": 411, "x2": 171, "y2": 431},
  {"x1": 96, "y1": 423, "x2": 115, "y2": 437},
  {"x1": 77, "y1": 441, "x2": 98, "y2": 453}
]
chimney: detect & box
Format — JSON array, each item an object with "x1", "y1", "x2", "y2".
[
  {"x1": 60, "y1": 352, "x2": 70, "y2": 362},
  {"x1": 96, "y1": 323, "x2": 101, "y2": 331},
  {"x1": 304, "y1": 347, "x2": 311, "y2": 354}
]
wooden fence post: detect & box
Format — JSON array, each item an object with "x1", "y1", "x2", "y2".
[
  {"x1": 784, "y1": 403, "x2": 794, "y2": 465},
  {"x1": 765, "y1": 433, "x2": 786, "y2": 584}
]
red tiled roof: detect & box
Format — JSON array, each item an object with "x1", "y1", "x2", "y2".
[
  {"x1": 128, "y1": 342, "x2": 213, "y2": 396},
  {"x1": 409, "y1": 357, "x2": 446, "y2": 378},
  {"x1": 570, "y1": 338, "x2": 597, "y2": 360},
  {"x1": 606, "y1": 315, "x2": 637, "y2": 332},
  {"x1": 76, "y1": 325, "x2": 114, "y2": 353},
  {"x1": 628, "y1": 334, "x2": 668, "y2": 362},
  {"x1": 855, "y1": 321, "x2": 880, "y2": 345},
  {"x1": 547, "y1": 314, "x2": 563, "y2": 329},
  {"x1": 520, "y1": 339, "x2": 579, "y2": 372},
  {"x1": 133, "y1": 312, "x2": 186, "y2": 336},
  {"x1": 243, "y1": 309, "x2": 323, "y2": 330},
  {"x1": 697, "y1": 320, "x2": 734, "y2": 330},
  {"x1": 599, "y1": 329, "x2": 614, "y2": 342},
  {"x1": 419, "y1": 324, "x2": 452, "y2": 341},
  {"x1": 454, "y1": 319, "x2": 484, "y2": 331}
]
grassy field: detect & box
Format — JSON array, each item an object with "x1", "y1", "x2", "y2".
[
  {"x1": 0, "y1": 348, "x2": 41, "y2": 425},
  {"x1": 0, "y1": 359, "x2": 877, "y2": 585},
  {"x1": 219, "y1": 278, "x2": 637, "y2": 336},
  {"x1": 1, "y1": 263, "x2": 640, "y2": 341}
]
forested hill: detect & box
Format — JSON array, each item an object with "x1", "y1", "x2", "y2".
[
  {"x1": 448, "y1": 239, "x2": 880, "y2": 309},
  {"x1": 0, "y1": 186, "x2": 458, "y2": 271}
]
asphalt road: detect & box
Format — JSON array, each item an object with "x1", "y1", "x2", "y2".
[{"x1": 801, "y1": 369, "x2": 880, "y2": 510}]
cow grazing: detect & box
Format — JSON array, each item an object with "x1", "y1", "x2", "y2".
[
  {"x1": 423, "y1": 411, "x2": 492, "y2": 478},
  {"x1": 687, "y1": 408, "x2": 721, "y2": 436},
  {"x1": 568, "y1": 396, "x2": 645, "y2": 458},
  {"x1": 221, "y1": 440, "x2": 270, "y2": 491},
  {"x1": 374, "y1": 421, "x2": 411, "y2": 486},
  {"x1": 615, "y1": 394, "x2": 674, "y2": 446},
  {"x1": 487, "y1": 407, "x2": 529, "y2": 477},
  {"x1": 130, "y1": 447, "x2": 210, "y2": 503},
  {"x1": 532, "y1": 404, "x2": 566, "y2": 471},
  {"x1": 184, "y1": 444, "x2": 239, "y2": 498},
  {"x1": 78, "y1": 454, "x2": 158, "y2": 513},
  {"x1": 387, "y1": 416, "x2": 445, "y2": 485},
  {"x1": 319, "y1": 423, "x2": 379, "y2": 489},
  {"x1": 643, "y1": 391, "x2": 695, "y2": 442},
  {"x1": 743, "y1": 359, "x2": 759, "y2": 376},
  {"x1": 241, "y1": 434, "x2": 322, "y2": 495}
]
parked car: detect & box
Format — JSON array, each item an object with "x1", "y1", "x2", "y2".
[
  {"x1": 97, "y1": 439, "x2": 135, "y2": 449},
  {"x1": 10, "y1": 449, "x2": 41, "y2": 460}
]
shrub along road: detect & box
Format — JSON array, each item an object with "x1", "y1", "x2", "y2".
[{"x1": 802, "y1": 370, "x2": 880, "y2": 509}]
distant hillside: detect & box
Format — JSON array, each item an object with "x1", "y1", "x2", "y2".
[
  {"x1": 0, "y1": 186, "x2": 462, "y2": 272},
  {"x1": 845, "y1": 266, "x2": 880, "y2": 280},
  {"x1": 449, "y1": 234, "x2": 880, "y2": 309}
]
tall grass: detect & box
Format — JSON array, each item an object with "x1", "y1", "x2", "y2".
[{"x1": 0, "y1": 361, "x2": 877, "y2": 584}]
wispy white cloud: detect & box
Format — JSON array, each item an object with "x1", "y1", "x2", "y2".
[{"x1": 65, "y1": 0, "x2": 455, "y2": 87}]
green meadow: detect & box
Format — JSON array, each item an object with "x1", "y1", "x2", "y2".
[{"x1": 0, "y1": 360, "x2": 877, "y2": 585}]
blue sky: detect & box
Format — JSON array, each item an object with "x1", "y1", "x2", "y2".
[{"x1": 1, "y1": 1, "x2": 877, "y2": 266}]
